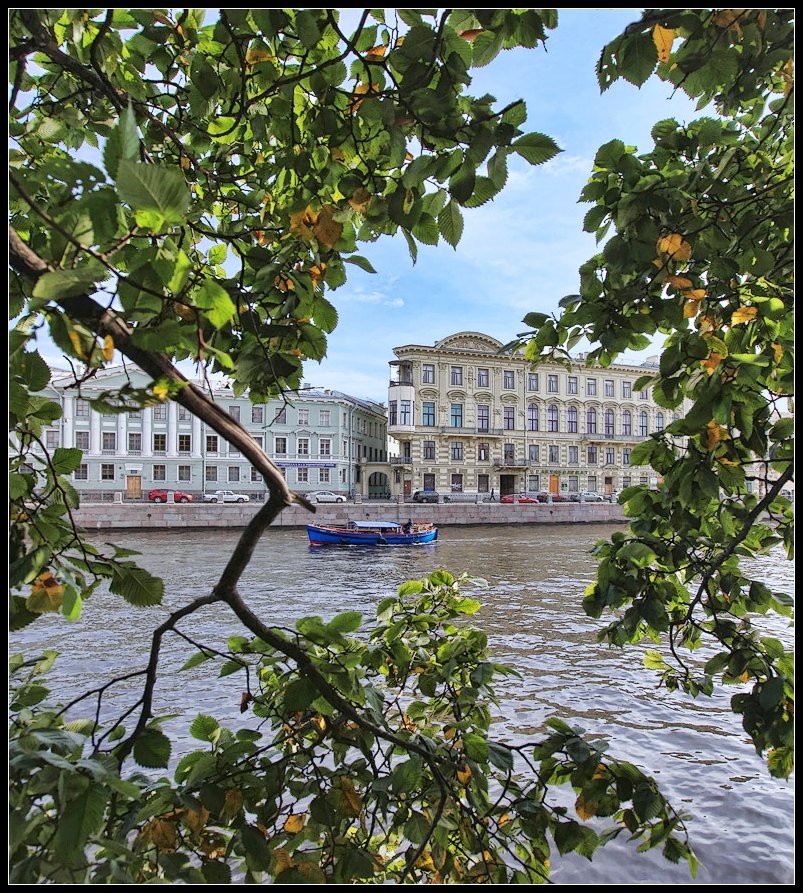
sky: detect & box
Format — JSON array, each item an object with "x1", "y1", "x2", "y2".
[
  {"x1": 29, "y1": 8, "x2": 703, "y2": 404},
  {"x1": 307, "y1": 8, "x2": 703, "y2": 402}
]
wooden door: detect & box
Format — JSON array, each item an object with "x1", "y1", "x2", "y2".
[
  {"x1": 126, "y1": 475, "x2": 142, "y2": 499},
  {"x1": 549, "y1": 474, "x2": 560, "y2": 494}
]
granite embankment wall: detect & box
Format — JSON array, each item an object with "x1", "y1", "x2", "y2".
[{"x1": 72, "y1": 501, "x2": 627, "y2": 530}]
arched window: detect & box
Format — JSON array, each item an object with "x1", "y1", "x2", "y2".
[
  {"x1": 622, "y1": 410, "x2": 632, "y2": 436},
  {"x1": 587, "y1": 407, "x2": 597, "y2": 434},
  {"x1": 567, "y1": 405, "x2": 578, "y2": 433},
  {"x1": 656, "y1": 412, "x2": 665, "y2": 431},
  {"x1": 604, "y1": 408, "x2": 615, "y2": 436},
  {"x1": 548, "y1": 404, "x2": 559, "y2": 432},
  {"x1": 639, "y1": 411, "x2": 648, "y2": 436},
  {"x1": 527, "y1": 403, "x2": 539, "y2": 431}
]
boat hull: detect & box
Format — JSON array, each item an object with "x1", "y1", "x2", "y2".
[{"x1": 306, "y1": 524, "x2": 438, "y2": 546}]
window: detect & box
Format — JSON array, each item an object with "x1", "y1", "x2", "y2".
[
  {"x1": 451, "y1": 442, "x2": 463, "y2": 461},
  {"x1": 318, "y1": 468, "x2": 330, "y2": 484},
  {"x1": 587, "y1": 408, "x2": 597, "y2": 434},
  {"x1": 422, "y1": 401, "x2": 435, "y2": 426},
  {"x1": 503, "y1": 370, "x2": 515, "y2": 389},
  {"x1": 274, "y1": 407, "x2": 287, "y2": 424},
  {"x1": 549, "y1": 445, "x2": 559, "y2": 463},
  {"x1": 477, "y1": 474, "x2": 490, "y2": 493},
  {"x1": 451, "y1": 474, "x2": 463, "y2": 493},
  {"x1": 477, "y1": 367, "x2": 489, "y2": 388},
  {"x1": 251, "y1": 405, "x2": 264, "y2": 424},
  {"x1": 622, "y1": 381, "x2": 632, "y2": 398},
  {"x1": 153, "y1": 464, "x2": 166, "y2": 481},
  {"x1": 477, "y1": 404, "x2": 489, "y2": 431},
  {"x1": 623, "y1": 448, "x2": 631, "y2": 466},
  {"x1": 503, "y1": 407, "x2": 515, "y2": 430},
  {"x1": 206, "y1": 435, "x2": 219, "y2": 454},
  {"x1": 75, "y1": 431, "x2": 89, "y2": 450},
  {"x1": 128, "y1": 432, "x2": 142, "y2": 452},
  {"x1": 586, "y1": 378, "x2": 597, "y2": 396},
  {"x1": 450, "y1": 366, "x2": 463, "y2": 386},
  {"x1": 178, "y1": 465, "x2": 191, "y2": 481},
  {"x1": 639, "y1": 411, "x2": 649, "y2": 436},
  {"x1": 528, "y1": 474, "x2": 540, "y2": 492},
  {"x1": 568, "y1": 475, "x2": 579, "y2": 493},
  {"x1": 504, "y1": 443, "x2": 515, "y2": 463},
  {"x1": 604, "y1": 409, "x2": 615, "y2": 436},
  {"x1": 423, "y1": 473, "x2": 436, "y2": 491},
  {"x1": 423, "y1": 440, "x2": 436, "y2": 460},
  {"x1": 228, "y1": 466, "x2": 240, "y2": 483},
  {"x1": 640, "y1": 389, "x2": 649, "y2": 400},
  {"x1": 274, "y1": 437, "x2": 287, "y2": 455},
  {"x1": 567, "y1": 376, "x2": 578, "y2": 395},
  {"x1": 251, "y1": 467, "x2": 262, "y2": 482},
  {"x1": 568, "y1": 446, "x2": 579, "y2": 464},
  {"x1": 529, "y1": 444, "x2": 539, "y2": 462},
  {"x1": 206, "y1": 466, "x2": 218, "y2": 482},
  {"x1": 298, "y1": 438, "x2": 309, "y2": 456},
  {"x1": 605, "y1": 448, "x2": 615, "y2": 465},
  {"x1": 298, "y1": 468, "x2": 310, "y2": 484},
  {"x1": 656, "y1": 412, "x2": 665, "y2": 431},
  {"x1": 622, "y1": 410, "x2": 632, "y2": 436},
  {"x1": 422, "y1": 363, "x2": 435, "y2": 384},
  {"x1": 622, "y1": 475, "x2": 632, "y2": 488},
  {"x1": 101, "y1": 464, "x2": 115, "y2": 480},
  {"x1": 528, "y1": 373, "x2": 539, "y2": 392},
  {"x1": 567, "y1": 406, "x2": 578, "y2": 433},
  {"x1": 178, "y1": 406, "x2": 190, "y2": 421},
  {"x1": 298, "y1": 408, "x2": 309, "y2": 426},
  {"x1": 153, "y1": 433, "x2": 166, "y2": 453},
  {"x1": 45, "y1": 430, "x2": 60, "y2": 449},
  {"x1": 547, "y1": 404, "x2": 559, "y2": 432},
  {"x1": 450, "y1": 403, "x2": 463, "y2": 427},
  {"x1": 588, "y1": 475, "x2": 597, "y2": 492},
  {"x1": 478, "y1": 443, "x2": 489, "y2": 461},
  {"x1": 400, "y1": 400, "x2": 412, "y2": 425},
  {"x1": 547, "y1": 374, "x2": 559, "y2": 393},
  {"x1": 178, "y1": 434, "x2": 191, "y2": 453},
  {"x1": 389, "y1": 401, "x2": 398, "y2": 425},
  {"x1": 75, "y1": 398, "x2": 90, "y2": 417},
  {"x1": 319, "y1": 439, "x2": 331, "y2": 457},
  {"x1": 102, "y1": 432, "x2": 116, "y2": 452},
  {"x1": 604, "y1": 379, "x2": 615, "y2": 397},
  {"x1": 587, "y1": 445, "x2": 598, "y2": 464},
  {"x1": 319, "y1": 409, "x2": 330, "y2": 427},
  {"x1": 153, "y1": 405, "x2": 167, "y2": 421},
  {"x1": 74, "y1": 464, "x2": 88, "y2": 480},
  {"x1": 527, "y1": 404, "x2": 539, "y2": 431}
]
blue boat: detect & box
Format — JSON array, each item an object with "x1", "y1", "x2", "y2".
[{"x1": 306, "y1": 520, "x2": 438, "y2": 546}]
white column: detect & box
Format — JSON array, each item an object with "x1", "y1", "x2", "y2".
[
  {"x1": 90, "y1": 408, "x2": 101, "y2": 456},
  {"x1": 117, "y1": 412, "x2": 127, "y2": 455},
  {"x1": 191, "y1": 414, "x2": 202, "y2": 457},
  {"x1": 62, "y1": 395, "x2": 74, "y2": 450},
  {"x1": 167, "y1": 402, "x2": 178, "y2": 456},
  {"x1": 142, "y1": 407, "x2": 153, "y2": 457}
]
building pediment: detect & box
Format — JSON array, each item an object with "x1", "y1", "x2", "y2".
[{"x1": 434, "y1": 332, "x2": 505, "y2": 353}]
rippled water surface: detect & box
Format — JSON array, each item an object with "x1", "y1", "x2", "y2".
[{"x1": 12, "y1": 523, "x2": 794, "y2": 884}]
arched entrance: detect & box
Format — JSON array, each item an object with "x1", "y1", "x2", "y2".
[{"x1": 368, "y1": 471, "x2": 390, "y2": 500}]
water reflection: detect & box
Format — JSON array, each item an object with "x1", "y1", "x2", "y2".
[{"x1": 11, "y1": 523, "x2": 794, "y2": 885}]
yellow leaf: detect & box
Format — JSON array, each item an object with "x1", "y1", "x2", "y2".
[
  {"x1": 683, "y1": 288, "x2": 706, "y2": 301},
  {"x1": 199, "y1": 830, "x2": 228, "y2": 859},
  {"x1": 700, "y1": 351, "x2": 724, "y2": 375},
  {"x1": 459, "y1": 28, "x2": 486, "y2": 42},
  {"x1": 667, "y1": 275, "x2": 693, "y2": 289},
  {"x1": 731, "y1": 306, "x2": 758, "y2": 325},
  {"x1": 102, "y1": 334, "x2": 115, "y2": 361},
  {"x1": 415, "y1": 851, "x2": 435, "y2": 871},
  {"x1": 498, "y1": 812, "x2": 511, "y2": 826},
  {"x1": 772, "y1": 342, "x2": 784, "y2": 363},
  {"x1": 296, "y1": 863, "x2": 327, "y2": 884},
  {"x1": 575, "y1": 792, "x2": 595, "y2": 821},
  {"x1": 697, "y1": 314, "x2": 717, "y2": 335},
  {"x1": 704, "y1": 421, "x2": 723, "y2": 450},
  {"x1": 332, "y1": 776, "x2": 363, "y2": 816},
  {"x1": 457, "y1": 764, "x2": 472, "y2": 785},
  {"x1": 272, "y1": 848, "x2": 295, "y2": 874},
  {"x1": 245, "y1": 47, "x2": 273, "y2": 66},
  {"x1": 183, "y1": 807, "x2": 210, "y2": 834},
  {"x1": 348, "y1": 82, "x2": 380, "y2": 114},
  {"x1": 401, "y1": 713, "x2": 417, "y2": 732},
  {"x1": 739, "y1": 671, "x2": 750, "y2": 683},
  {"x1": 179, "y1": 155, "x2": 191, "y2": 172},
  {"x1": 152, "y1": 382, "x2": 169, "y2": 400},
  {"x1": 289, "y1": 207, "x2": 319, "y2": 240},
  {"x1": 366, "y1": 44, "x2": 387, "y2": 60},
  {"x1": 444, "y1": 726, "x2": 456, "y2": 740},
  {"x1": 149, "y1": 818, "x2": 178, "y2": 851},
  {"x1": 283, "y1": 813, "x2": 305, "y2": 834},
  {"x1": 313, "y1": 206, "x2": 343, "y2": 249},
  {"x1": 274, "y1": 274, "x2": 295, "y2": 292},
  {"x1": 221, "y1": 788, "x2": 244, "y2": 819},
  {"x1": 68, "y1": 329, "x2": 86, "y2": 359},
  {"x1": 684, "y1": 300, "x2": 701, "y2": 318},
  {"x1": 657, "y1": 233, "x2": 692, "y2": 261},
  {"x1": 348, "y1": 187, "x2": 372, "y2": 213},
  {"x1": 653, "y1": 25, "x2": 675, "y2": 63},
  {"x1": 28, "y1": 571, "x2": 64, "y2": 613}
]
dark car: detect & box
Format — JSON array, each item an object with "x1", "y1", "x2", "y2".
[
  {"x1": 536, "y1": 492, "x2": 569, "y2": 503},
  {"x1": 148, "y1": 488, "x2": 193, "y2": 504},
  {"x1": 412, "y1": 490, "x2": 447, "y2": 503}
]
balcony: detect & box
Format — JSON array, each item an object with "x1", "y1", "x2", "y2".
[
  {"x1": 494, "y1": 458, "x2": 528, "y2": 469},
  {"x1": 439, "y1": 426, "x2": 504, "y2": 436},
  {"x1": 388, "y1": 379, "x2": 414, "y2": 388}
]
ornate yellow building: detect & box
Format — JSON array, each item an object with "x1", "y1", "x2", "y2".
[{"x1": 387, "y1": 332, "x2": 675, "y2": 498}]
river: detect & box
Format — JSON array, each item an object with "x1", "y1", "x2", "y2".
[{"x1": 11, "y1": 523, "x2": 794, "y2": 884}]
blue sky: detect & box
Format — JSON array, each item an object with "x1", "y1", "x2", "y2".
[{"x1": 310, "y1": 8, "x2": 702, "y2": 402}]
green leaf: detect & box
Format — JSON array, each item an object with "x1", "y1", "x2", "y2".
[
  {"x1": 110, "y1": 566, "x2": 164, "y2": 607},
  {"x1": 32, "y1": 262, "x2": 109, "y2": 300},
  {"x1": 133, "y1": 728, "x2": 171, "y2": 768},
  {"x1": 115, "y1": 160, "x2": 190, "y2": 226},
  {"x1": 194, "y1": 280, "x2": 237, "y2": 329},
  {"x1": 327, "y1": 611, "x2": 362, "y2": 634},
  {"x1": 438, "y1": 200, "x2": 464, "y2": 248},
  {"x1": 103, "y1": 103, "x2": 140, "y2": 179},
  {"x1": 50, "y1": 447, "x2": 84, "y2": 475},
  {"x1": 52, "y1": 782, "x2": 108, "y2": 860},
  {"x1": 344, "y1": 255, "x2": 377, "y2": 274},
  {"x1": 189, "y1": 714, "x2": 220, "y2": 743},
  {"x1": 512, "y1": 132, "x2": 562, "y2": 166},
  {"x1": 620, "y1": 33, "x2": 657, "y2": 87}
]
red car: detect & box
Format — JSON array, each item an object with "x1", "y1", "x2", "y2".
[
  {"x1": 148, "y1": 488, "x2": 193, "y2": 504},
  {"x1": 500, "y1": 493, "x2": 539, "y2": 504}
]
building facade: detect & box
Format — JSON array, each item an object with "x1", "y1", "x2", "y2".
[
  {"x1": 387, "y1": 331, "x2": 680, "y2": 498},
  {"x1": 39, "y1": 367, "x2": 388, "y2": 501}
]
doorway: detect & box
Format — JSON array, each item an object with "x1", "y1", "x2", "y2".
[
  {"x1": 500, "y1": 474, "x2": 516, "y2": 497},
  {"x1": 126, "y1": 475, "x2": 142, "y2": 499}
]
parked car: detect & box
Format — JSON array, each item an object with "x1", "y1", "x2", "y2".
[
  {"x1": 203, "y1": 490, "x2": 250, "y2": 503},
  {"x1": 148, "y1": 488, "x2": 193, "y2": 504},
  {"x1": 313, "y1": 491, "x2": 346, "y2": 503},
  {"x1": 578, "y1": 491, "x2": 605, "y2": 502},
  {"x1": 500, "y1": 493, "x2": 539, "y2": 504},
  {"x1": 412, "y1": 490, "x2": 448, "y2": 503},
  {"x1": 536, "y1": 492, "x2": 570, "y2": 503}
]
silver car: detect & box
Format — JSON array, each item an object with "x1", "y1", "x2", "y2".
[{"x1": 313, "y1": 491, "x2": 347, "y2": 503}]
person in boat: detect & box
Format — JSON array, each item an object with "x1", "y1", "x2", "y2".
[{"x1": 402, "y1": 518, "x2": 413, "y2": 534}]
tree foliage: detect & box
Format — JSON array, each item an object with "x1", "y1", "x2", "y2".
[
  {"x1": 514, "y1": 9, "x2": 794, "y2": 779},
  {"x1": 7, "y1": 7, "x2": 791, "y2": 884}
]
